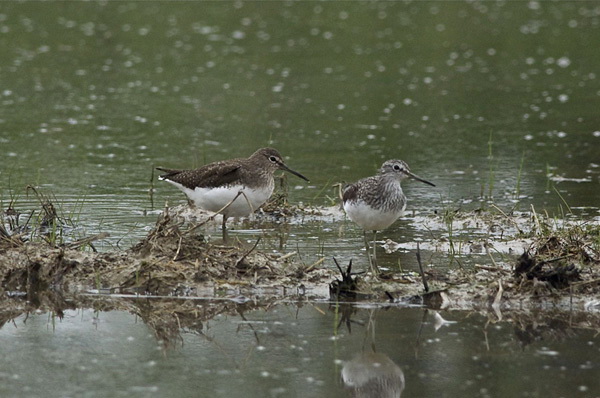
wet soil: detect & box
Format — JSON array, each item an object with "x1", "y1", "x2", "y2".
[
  {"x1": 0, "y1": 205, "x2": 334, "y2": 298},
  {"x1": 1, "y1": 202, "x2": 599, "y2": 328}
]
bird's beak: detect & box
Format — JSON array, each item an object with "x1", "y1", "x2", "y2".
[
  {"x1": 278, "y1": 162, "x2": 310, "y2": 182},
  {"x1": 407, "y1": 170, "x2": 435, "y2": 187}
]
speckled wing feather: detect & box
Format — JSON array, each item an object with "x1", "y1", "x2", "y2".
[
  {"x1": 157, "y1": 160, "x2": 243, "y2": 189},
  {"x1": 343, "y1": 175, "x2": 404, "y2": 212},
  {"x1": 343, "y1": 176, "x2": 378, "y2": 203}
]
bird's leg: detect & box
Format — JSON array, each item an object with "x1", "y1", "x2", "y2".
[
  {"x1": 363, "y1": 230, "x2": 379, "y2": 275},
  {"x1": 222, "y1": 215, "x2": 229, "y2": 242},
  {"x1": 363, "y1": 230, "x2": 371, "y2": 252},
  {"x1": 363, "y1": 230, "x2": 372, "y2": 267},
  {"x1": 371, "y1": 230, "x2": 379, "y2": 274}
]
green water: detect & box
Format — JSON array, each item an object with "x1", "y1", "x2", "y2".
[
  {"x1": 1, "y1": 301, "x2": 598, "y2": 398},
  {"x1": 1, "y1": 2, "x2": 599, "y2": 397},
  {"x1": 1, "y1": 0, "x2": 599, "y2": 251},
  {"x1": 2, "y1": 1, "x2": 599, "y2": 207}
]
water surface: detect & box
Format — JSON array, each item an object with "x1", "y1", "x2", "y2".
[
  {"x1": 1, "y1": 299, "x2": 598, "y2": 398},
  {"x1": 1, "y1": 2, "x2": 599, "y2": 397}
]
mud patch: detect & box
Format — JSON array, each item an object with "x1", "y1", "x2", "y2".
[
  {"x1": 348, "y1": 214, "x2": 600, "y2": 311},
  {"x1": 0, "y1": 206, "x2": 334, "y2": 298},
  {"x1": 1, "y1": 202, "x2": 599, "y2": 312}
]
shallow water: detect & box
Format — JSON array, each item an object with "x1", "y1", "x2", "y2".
[
  {"x1": 1, "y1": 299, "x2": 598, "y2": 398},
  {"x1": 1, "y1": 1, "x2": 599, "y2": 396}
]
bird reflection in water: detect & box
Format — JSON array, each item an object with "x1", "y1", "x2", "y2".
[{"x1": 341, "y1": 351, "x2": 405, "y2": 398}]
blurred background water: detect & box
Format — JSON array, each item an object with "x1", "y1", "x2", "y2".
[{"x1": 1, "y1": 2, "x2": 598, "y2": 234}]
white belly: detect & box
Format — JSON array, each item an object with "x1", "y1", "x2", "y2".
[
  {"x1": 166, "y1": 181, "x2": 273, "y2": 217},
  {"x1": 343, "y1": 201, "x2": 405, "y2": 232}
]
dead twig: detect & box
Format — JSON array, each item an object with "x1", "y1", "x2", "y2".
[
  {"x1": 416, "y1": 242, "x2": 429, "y2": 293},
  {"x1": 492, "y1": 279, "x2": 503, "y2": 308},
  {"x1": 570, "y1": 278, "x2": 600, "y2": 287},
  {"x1": 490, "y1": 203, "x2": 523, "y2": 234},
  {"x1": 278, "y1": 251, "x2": 297, "y2": 261},
  {"x1": 304, "y1": 257, "x2": 325, "y2": 272},
  {"x1": 64, "y1": 232, "x2": 110, "y2": 252},
  {"x1": 475, "y1": 264, "x2": 510, "y2": 273},
  {"x1": 235, "y1": 237, "x2": 261, "y2": 267},
  {"x1": 173, "y1": 236, "x2": 183, "y2": 261}
]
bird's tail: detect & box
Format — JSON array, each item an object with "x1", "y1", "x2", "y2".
[{"x1": 155, "y1": 167, "x2": 182, "y2": 180}]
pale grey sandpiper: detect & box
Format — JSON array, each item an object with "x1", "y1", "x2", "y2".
[{"x1": 342, "y1": 159, "x2": 435, "y2": 272}]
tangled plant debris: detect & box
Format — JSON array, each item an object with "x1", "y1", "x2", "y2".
[
  {"x1": 0, "y1": 193, "x2": 599, "y2": 314},
  {"x1": 0, "y1": 201, "x2": 334, "y2": 298}
]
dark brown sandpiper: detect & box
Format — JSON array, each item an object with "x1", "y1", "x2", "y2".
[{"x1": 157, "y1": 147, "x2": 309, "y2": 236}]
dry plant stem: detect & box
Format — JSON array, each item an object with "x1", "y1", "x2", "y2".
[
  {"x1": 235, "y1": 237, "x2": 261, "y2": 267},
  {"x1": 173, "y1": 236, "x2": 183, "y2": 261},
  {"x1": 570, "y1": 278, "x2": 600, "y2": 287},
  {"x1": 492, "y1": 279, "x2": 503, "y2": 308},
  {"x1": 544, "y1": 254, "x2": 576, "y2": 263},
  {"x1": 475, "y1": 264, "x2": 510, "y2": 273},
  {"x1": 416, "y1": 242, "x2": 429, "y2": 292},
  {"x1": 531, "y1": 204, "x2": 542, "y2": 234},
  {"x1": 487, "y1": 251, "x2": 500, "y2": 268},
  {"x1": 65, "y1": 232, "x2": 110, "y2": 250},
  {"x1": 490, "y1": 203, "x2": 523, "y2": 234},
  {"x1": 304, "y1": 257, "x2": 325, "y2": 272},
  {"x1": 277, "y1": 251, "x2": 297, "y2": 261}
]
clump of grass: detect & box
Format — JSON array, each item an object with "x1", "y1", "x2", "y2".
[
  {"x1": 441, "y1": 207, "x2": 463, "y2": 268},
  {"x1": 1, "y1": 186, "x2": 93, "y2": 250},
  {"x1": 487, "y1": 131, "x2": 495, "y2": 199},
  {"x1": 442, "y1": 208, "x2": 456, "y2": 254},
  {"x1": 26, "y1": 186, "x2": 72, "y2": 246},
  {"x1": 311, "y1": 178, "x2": 339, "y2": 207},
  {"x1": 515, "y1": 217, "x2": 600, "y2": 291}
]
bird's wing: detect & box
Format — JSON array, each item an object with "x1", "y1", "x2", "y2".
[
  {"x1": 157, "y1": 161, "x2": 242, "y2": 189},
  {"x1": 342, "y1": 176, "x2": 380, "y2": 203}
]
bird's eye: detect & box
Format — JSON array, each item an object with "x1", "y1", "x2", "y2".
[
  {"x1": 269, "y1": 156, "x2": 278, "y2": 163},
  {"x1": 393, "y1": 164, "x2": 401, "y2": 171}
]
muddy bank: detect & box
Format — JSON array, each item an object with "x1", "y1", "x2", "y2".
[
  {"x1": 0, "y1": 206, "x2": 334, "y2": 298},
  {"x1": 1, "y1": 203, "x2": 599, "y2": 313}
]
